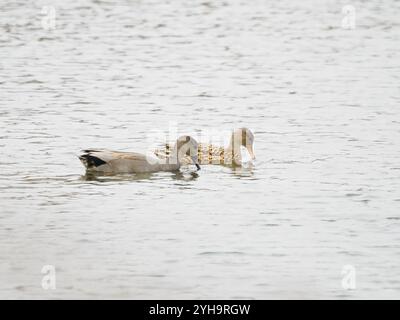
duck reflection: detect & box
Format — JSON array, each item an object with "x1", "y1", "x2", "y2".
[
  {"x1": 80, "y1": 170, "x2": 199, "y2": 183},
  {"x1": 229, "y1": 162, "x2": 256, "y2": 179}
]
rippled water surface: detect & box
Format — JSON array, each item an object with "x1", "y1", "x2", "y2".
[{"x1": 1, "y1": 0, "x2": 400, "y2": 299}]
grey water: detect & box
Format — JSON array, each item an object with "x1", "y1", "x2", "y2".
[{"x1": 1, "y1": 0, "x2": 400, "y2": 299}]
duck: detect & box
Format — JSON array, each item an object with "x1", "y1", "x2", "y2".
[
  {"x1": 154, "y1": 127, "x2": 255, "y2": 166},
  {"x1": 79, "y1": 136, "x2": 201, "y2": 174}
]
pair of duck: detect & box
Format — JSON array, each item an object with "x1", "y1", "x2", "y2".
[{"x1": 79, "y1": 128, "x2": 255, "y2": 174}]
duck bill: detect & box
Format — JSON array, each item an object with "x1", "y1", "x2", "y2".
[{"x1": 191, "y1": 156, "x2": 201, "y2": 170}]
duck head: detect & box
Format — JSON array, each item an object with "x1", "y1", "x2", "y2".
[
  {"x1": 234, "y1": 127, "x2": 255, "y2": 160},
  {"x1": 175, "y1": 135, "x2": 201, "y2": 170}
]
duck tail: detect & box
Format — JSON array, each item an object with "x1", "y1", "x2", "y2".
[{"x1": 79, "y1": 153, "x2": 107, "y2": 169}]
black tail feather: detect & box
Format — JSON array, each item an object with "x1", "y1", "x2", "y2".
[{"x1": 79, "y1": 154, "x2": 107, "y2": 168}]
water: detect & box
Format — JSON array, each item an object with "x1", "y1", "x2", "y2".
[{"x1": 1, "y1": 0, "x2": 400, "y2": 299}]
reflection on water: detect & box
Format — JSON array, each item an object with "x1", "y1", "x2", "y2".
[
  {"x1": 81, "y1": 171, "x2": 155, "y2": 182},
  {"x1": 1, "y1": 0, "x2": 400, "y2": 299},
  {"x1": 80, "y1": 170, "x2": 200, "y2": 182},
  {"x1": 172, "y1": 171, "x2": 200, "y2": 182},
  {"x1": 228, "y1": 163, "x2": 256, "y2": 179}
]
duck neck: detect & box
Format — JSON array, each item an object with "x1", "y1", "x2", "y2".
[
  {"x1": 226, "y1": 132, "x2": 242, "y2": 165},
  {"x1": 167, "y1": 145, "x2": 182, "y2": 170}
]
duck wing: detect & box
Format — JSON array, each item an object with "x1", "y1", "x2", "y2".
[
  {"x1": 79, "y1": 149, "x2": 146, "y2": 170},
  {"x1": 79, "y1": 149, "x2": 163, "y2": 173},
  {"x1": 154, "y1": 142, "x2": 225, "y2": 165},
  {"x1": 197, "y1": 143, "x2": 226, "y2": 164}
]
